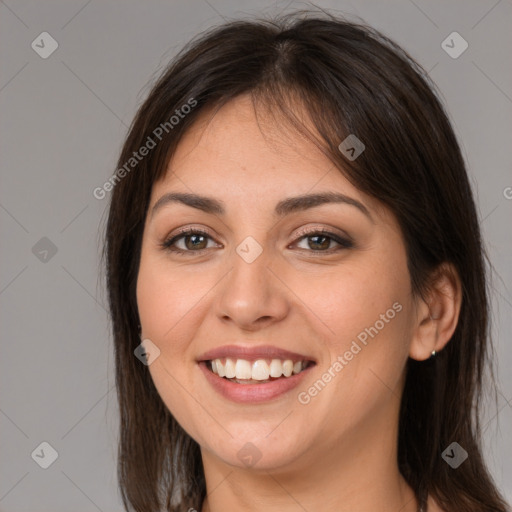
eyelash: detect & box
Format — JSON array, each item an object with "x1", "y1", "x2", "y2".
[{"x1": 160, "y1": 227, "x2": 354, "y2": 256}]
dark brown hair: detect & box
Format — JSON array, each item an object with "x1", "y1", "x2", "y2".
[{"x1": 104, "y1": 10, "x2": 510, "y2": 512}]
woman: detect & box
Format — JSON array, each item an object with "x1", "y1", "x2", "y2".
[{"x1": 104, "y1": 10, "x2": 510, "y2": 512}]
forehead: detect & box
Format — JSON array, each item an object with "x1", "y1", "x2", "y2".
[{"x1": 150, "y1": 94, "x2": 382, "y2": 218}]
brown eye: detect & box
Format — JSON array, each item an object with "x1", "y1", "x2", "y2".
[
  {"x1": 182, "y1": 233, "x2": 208, "y2": 250},
  {"x1": 162, "y1": 229, "x2": 217, "y2": 255},
  {"x1": 305, "y1": 234, "x2": 333, "y2": 250},
  {"x1": 294, "y1": 230, "x2": 354, "y2": 252}
]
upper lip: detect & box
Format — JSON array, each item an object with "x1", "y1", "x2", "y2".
[{"x1": 197, "y1": 344, "x2": 316, "y2": 363}]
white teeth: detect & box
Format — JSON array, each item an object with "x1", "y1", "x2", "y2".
[
  {"x1": 282, "y1": 360, "x2": 293, "y2": 377},
  {"x1": 214, "y1": 359, "x2": 225, "y2": 377},
  {"x1": 209, "y1": 358, "x2": 310, "y2": 380},
  {"x1": 235, "y1": 359, "x2": 252, "y2": 379},
  {"x1": 224, "y1": 358, "x2": 236, "y2": 378},
  {"x1": 269, "y1": 359, "x2": 283, "y2": 378},
  {"x1": 252, "y1": 360, "x2": 270, "y2": 380}
]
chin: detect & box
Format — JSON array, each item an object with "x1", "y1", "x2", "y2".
[{"x1": 198, "y1": 429, "x2": 308, "y2": 472}]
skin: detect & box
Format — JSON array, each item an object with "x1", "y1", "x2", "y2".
[{"x1": 136, "y1": 94, "x2": 461, "y2": 512}]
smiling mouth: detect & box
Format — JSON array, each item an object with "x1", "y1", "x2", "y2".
[{"x1": 206, "y1": 358, "x2": 316, "y2": 384}]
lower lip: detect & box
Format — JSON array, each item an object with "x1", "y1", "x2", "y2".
[{"x1": 198, "y1": 361, "x2": 314, "y2": 403}]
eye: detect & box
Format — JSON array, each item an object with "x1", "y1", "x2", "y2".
[
  {"x1": 161, "y1": 227, "x2": 353, "y2": 256},
  {"x1": 292, "y1": 229, "x2": 354, "y2": 253},
  {"x1": 161, "y1": 228, "x2": 219, "y2": 255}
]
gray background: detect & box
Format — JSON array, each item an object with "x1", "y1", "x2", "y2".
[{"x1": 0, "y1": 0, "x2": 511, "y2": 510}]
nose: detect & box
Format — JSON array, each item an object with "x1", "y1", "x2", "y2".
[{"x1": 214, "y1": 243, "x2": 290, "y2": 332}]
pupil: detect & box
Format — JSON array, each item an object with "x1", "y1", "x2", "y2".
[
  {"x1": 187, "y1": 234, "x2": 206, "y2": 250},
  {"x1": 310, "y1": 235, "x2": 329, "y2": 250}
]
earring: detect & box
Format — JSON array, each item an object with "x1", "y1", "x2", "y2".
[{"x1": 430, "y1": 350, "x2": 436, "y2": 358}]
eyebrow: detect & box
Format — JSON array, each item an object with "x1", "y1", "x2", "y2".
[{"x1": 151, "y1": 191, "x2": 373, "y2": 221}]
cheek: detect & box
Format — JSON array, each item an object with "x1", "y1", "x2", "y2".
[
  {"x1": 136, "y1": 252, "x2": 204, "y2": 350},
  {"x1": 304, "y1": 261, "x2": 409, "y2": 348},
  {"x1": 136, "y1": 253, "x2": 206, "y2": 435},
  {"x1": 305, "y1": 248, "x2": 413, "y2": 389},
  {"x1": 136, "y1": 264, "x2": 194, "y2": 392},
  {"x1": 295, "y1": 268, "x2": 413, "y2": 434}
]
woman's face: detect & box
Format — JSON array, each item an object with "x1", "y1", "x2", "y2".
[{"x1": 137, "y1": 94, "x2": 418, "y2": 472}]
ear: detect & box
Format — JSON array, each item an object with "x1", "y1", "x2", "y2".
[{"x1": 409, "y1": 263, "x2": 462, "y2": 361}]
